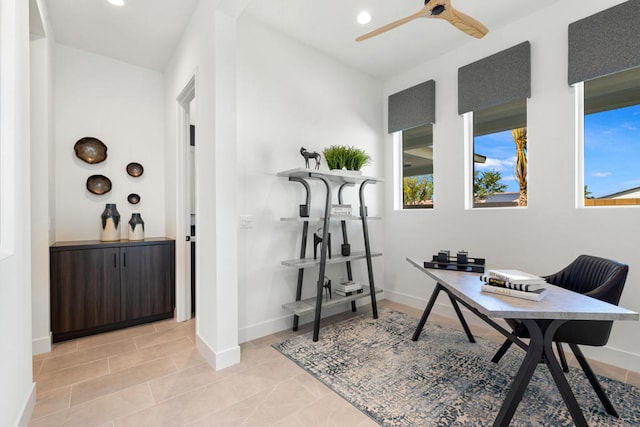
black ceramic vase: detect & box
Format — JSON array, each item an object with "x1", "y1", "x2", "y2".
[
  {"x1": 100, "y1": 203, "x2": 121, "y2": 241},
  {"x1": 128, "y1": 213, "x2": 145, "y2": 241}
]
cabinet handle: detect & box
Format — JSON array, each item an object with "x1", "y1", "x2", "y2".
[
  {"x1": 123, "y1": 252, "x2": 127, "y2": 267},
  {"x1": 114, "y1": 253, "x2": 117, "y2": 267}
]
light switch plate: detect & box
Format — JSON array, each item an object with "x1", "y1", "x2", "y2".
[{"x1": 239, "y1": 215, "x2": 253, "y2": 229}]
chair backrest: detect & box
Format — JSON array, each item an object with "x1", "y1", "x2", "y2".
[
  {"x1": 546, "y1": 255, "x2": 629, "y2": 346},
  {"x1": 544, "y1": 254, "x2": 628, "y2": 304}
]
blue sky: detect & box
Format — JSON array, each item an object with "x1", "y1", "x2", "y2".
[
  {"x1": 584, "y1": 104, "x2": 640, "y2": 198},
  {"x1": 474, "y1": 104, "x2": 640, "y2": 197},
  {"x1": 474, "y1": 130, "x2": 520, "y2": 193}
]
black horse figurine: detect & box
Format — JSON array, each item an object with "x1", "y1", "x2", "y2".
[{"x1": 300, "y1": 147, "x2": 321, "y2": 169}]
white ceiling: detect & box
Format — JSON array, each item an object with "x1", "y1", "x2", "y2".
[
  {"x1": 243, "y1": 0, "x2": 560, "y2": 79},
  {"x1": 44, "y1": 0, "x2": 199, "y2": 71},
  {"x1": 43, "y1": 0, "x2": 560, "y2": 77}
]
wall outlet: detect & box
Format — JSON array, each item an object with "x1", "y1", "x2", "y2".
[{"x1": 239, "y1": 215, "x2": 253, "y2": 229}]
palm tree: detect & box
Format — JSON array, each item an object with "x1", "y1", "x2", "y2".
[
  {"x1": 584, "y1": 185, "x2": 594, "y2": 199},
  {"x1": 512, "y1": 127, "x2": 527, "y2": 206}
]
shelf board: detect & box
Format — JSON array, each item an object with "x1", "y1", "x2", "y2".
[
  {"x1": 281, "y1": 251, "x2": 382, "y2": 268},
  {"x1": 278, "y1": 168, "x2": 383, "y2": 184},
  {"x1": 282, "y1": 288, "x2": 383, "y2": 316},
  {"x1": 280, "y1": 216, "x2": 382, "y2": 222}
]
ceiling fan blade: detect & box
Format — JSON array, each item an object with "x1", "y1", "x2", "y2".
[
  {"x1": 439, "y1": 6, "x2": 489, "y2": 39},
  {"x1": 356, "y1": 6, "x2": 429, "y2": 42}
]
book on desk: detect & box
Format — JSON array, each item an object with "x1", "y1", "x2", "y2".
[
  {"x1": 487, "y1": 269, "x2": 547, "y2": 284},
  {"x1": 480, "y1": 269, "x2": 548, "y2": 301},
  {"x1": 480, "y1": 283, "x2": 548, "y2": 301},
  {"x1": 480, "y1": 275, "x2": 547, "y2": 292}
]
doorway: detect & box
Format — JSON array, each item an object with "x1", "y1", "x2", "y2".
[
  {"x1": 188, "y1": 120, "x2": 196, "y2": 314},
  {"x1": 176, "y1": 77, "x2": 196, "y2": 320}
]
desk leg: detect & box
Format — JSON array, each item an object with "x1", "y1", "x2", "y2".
[
  {"x1": 446, "y1": 290, "x2": 476, "y2": 343},
  {"x1": 493, "y1": 319, "x2": 587, "y2": 427},
  {"x1": 412, "y1": 283, "x2": 443, "y2": 341},
  {"x1": 412, "y1": 283, "x2": 475, "y2": 343}
]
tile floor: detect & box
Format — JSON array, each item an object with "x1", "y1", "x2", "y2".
[{"x1": 30, "y1": 300, "x2": 640, "y2": 426}]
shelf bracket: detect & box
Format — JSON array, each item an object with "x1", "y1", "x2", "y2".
[
  {"x1": 312, "y1": 175, "x2": 333, "y2": 341},
  {"x1": 359, "y1": 179, "x2": 378, "y2": 319},
  {"x1": 289, "y1": 177, "x2": 311, "y2": 331},
  {"x1": 338, "y1": 183, "x2": 356, "y2": 312}
]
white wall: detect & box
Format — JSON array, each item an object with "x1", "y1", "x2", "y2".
[
  {"x1": 236, "y1": 15, "x2": 384, "y2": 342},
  {"x1": 0, "y1": 0, "x2": 36, "y2": 424},
  {"x1": 163, "y1": 0, "x2": 240, "y2": 370},
  {"x1": 30, "y1": 30, "x2": 55, "y2": 354},
  {"x1": 54, "y1": 45, "x2": 165, "y2": 242},
  {"x1": 382, "y1": 0, "x2": 640, "y2": 370}
]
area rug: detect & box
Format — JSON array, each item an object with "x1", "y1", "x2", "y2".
[{"x1": 273, "y1": 308, "x2": 640, "y2": 426}]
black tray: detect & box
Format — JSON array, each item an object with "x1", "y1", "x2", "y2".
[{"x1": 423, "y1": 253, "x2": 485, "y2": 273}]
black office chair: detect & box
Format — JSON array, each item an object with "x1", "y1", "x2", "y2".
[{"x1": 491, "y1": 255, "x2": 629, "y2": 417}]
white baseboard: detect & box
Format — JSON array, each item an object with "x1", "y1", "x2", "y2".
[
  {"x1": 238, "y1": 294, "x2": 383, "y2": 344},
  {"x1": 384, "y1": 289, "x2": 640, "y2": 373},
  {"x1": 383, "y1": 288, "x2": 481, "y2": 323},
  {"x1": 195, "y1": 334, "x2": 241, "y2": 371},
  {"x1": 32, "y1": 332, "x2": 51, "y2": 355},
  {"x1": 578, "y1": 343, "x2": 640, "y2": 374},
  {"x1": 238, "y1": 315, "x2": 293, "y2": 344},
  {"x1": 16, "y1": 382, "x2": 36, "y2": 427}
]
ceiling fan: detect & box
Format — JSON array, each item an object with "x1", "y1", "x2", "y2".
[{"x1": 356, "y1": 0, "x2": 489, "y2": 42}]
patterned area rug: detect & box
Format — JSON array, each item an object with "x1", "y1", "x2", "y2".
[{"x1": 273, "y1": 308, "x2": 640, "y2": 426}]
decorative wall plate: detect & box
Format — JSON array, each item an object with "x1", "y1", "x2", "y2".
[
  {"x1": 86, "y1": 175, "x2": 112, "y2": 195},
  {"x1": 74, "y1": 137, "x2": 107, "y2": 164},
  {"x1": 126, "y1": 162, "x2": 144, "y2": 177},
  {"x1": 127, "y1": 193, "x2": 140, "y2": 204}
]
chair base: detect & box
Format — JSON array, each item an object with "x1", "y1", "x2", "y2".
[{"x1": 570, "y1": 343, "x2": 619, "y2": 418}]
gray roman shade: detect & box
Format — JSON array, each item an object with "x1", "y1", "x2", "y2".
[
  {"x1": 568, "y1": 0, "x2": 640, "y2": 85},
  {"x1": 458, "y1": 41, "x2": 531, "y2": 115},
  {"x1": 388, "y1": 80, "x2": 435, "y2": 134}
]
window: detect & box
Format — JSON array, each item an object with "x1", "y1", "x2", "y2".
[
  {"x1": 582, "y1": 66, "x2": 640, "y2": 206},
  {"x1": 402, "y1": 123, "x2": 434, "y2": 209},
  {"x1": 472, "y1": 99, "x2": 527, "y2": 208}
]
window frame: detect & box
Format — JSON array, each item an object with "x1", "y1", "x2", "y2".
[
  {"x1": 578, "y1": 67, "x2": 640, "y2": 208},
  {"x1": 466, "y1": 100, "x2": 528, "y2": 210},
  {"x1": 398, "y1": 123, "x2": 435, "y2": 210}
]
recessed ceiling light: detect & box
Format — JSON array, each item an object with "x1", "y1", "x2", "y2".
[
  {"x1": 107, "y1": 0, "x2": 125, "y2": 6},
  {"x1": 357, "y1": 11, "x2": 372, "y2": 25}
]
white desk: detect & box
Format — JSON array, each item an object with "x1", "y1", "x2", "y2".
[{"x1": 406, "y1": 257, "x2": 638, "y2": 427}]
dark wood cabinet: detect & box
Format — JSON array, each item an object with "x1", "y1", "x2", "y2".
[
  {"x1": 120, "y1": 243, "x2": 174, "y2": 321},
  {"x1": 50, "y1": 238, "x2": 175, "y2": 342}
]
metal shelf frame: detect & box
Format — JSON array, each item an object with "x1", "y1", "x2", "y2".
[{"x1": 278, "y1": 168, "x2": 382, "y2": 341}]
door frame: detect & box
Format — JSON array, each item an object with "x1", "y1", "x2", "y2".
[{"x1": 175, "y1": 75, "x2": 196, "y2": 322}]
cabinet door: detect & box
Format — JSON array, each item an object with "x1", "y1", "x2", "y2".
[
  {"x1": 50, "y1": 247, "x2": 122, "y2": 334},
  {"x1": 121, "y1": 243, "x2": 175, "y2": 320}
]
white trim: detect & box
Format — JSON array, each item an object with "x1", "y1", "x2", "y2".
[
  {"x1": 384, "y1": 288, "x2": 510, "y2": 331},
  {"x1": 580, "y1": 343, "x2": 640, "y2": 374},
  {"x1": 463, "y1": 112, "x2": 474, "y2": 210},
  {"x1": 0, "y1": 0, "x2": 17, "y2": 260},
  {"x1": 237, "y1": 293, "x2": 384, "y2": 344},
  {"x1": 237, "y1": 298, "x2": 377, "y2": 344},
  {"x1": 32, "y1": 332, "x2": 52, "y2": 355},
  {"x1": 574, "y1": 82, "x2": 585, "y2": 208},
  {"x1": 196, "y1": 333, "x2": 241, "y2": 371},
  {"x1": 175, "y1": 74, "x2": 196, "y2": 322},
  {"x1": 16, "y1": 383, "x2": 36, "y2": 427},
  {"x1": 392, "y1": 132, "x2": 402, "y2": 211}
]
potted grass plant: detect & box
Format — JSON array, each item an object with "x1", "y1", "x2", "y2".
[{"x1": 323, "y1": 145, "x2": 371, "y2": 172}]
